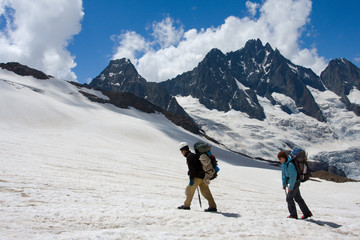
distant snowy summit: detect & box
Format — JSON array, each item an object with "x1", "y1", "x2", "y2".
[
  {"x1": 90, "y1": 39, "x2": 360, "y2": 124},
  {"x1": 161, "y1": 39, "x2": 360, "y2": 122}
]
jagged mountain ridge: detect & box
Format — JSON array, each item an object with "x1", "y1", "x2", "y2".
[
  {"x1": 89, "y1": 39, "x2": 360, "y2": 125},
  {"x1": 160, "y1": 39, "x2": 326, "y2": 122},
  {"x1": 162, "y1": 47, "x2": 267, "y2": 120}
]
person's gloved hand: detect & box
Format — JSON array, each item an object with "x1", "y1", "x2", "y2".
[
  {"x1": 204, "y1": 179, "x2": 210, "y2": 185},
  {"x1": 189, "y1": 179, "x2": 194, "y2": 186}
]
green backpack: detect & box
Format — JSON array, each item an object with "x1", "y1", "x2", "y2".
[{"x1": 193, "y1": 141, "x2": 219, "y2": 180}]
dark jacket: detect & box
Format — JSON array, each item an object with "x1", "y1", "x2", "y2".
[{"x1": 185, "y1": 151, "x2": 205, "y2": 179}]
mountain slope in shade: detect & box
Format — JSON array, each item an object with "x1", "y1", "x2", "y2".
[{"x1": 89, "y1": 59, "x2": 198, "y2": 131}]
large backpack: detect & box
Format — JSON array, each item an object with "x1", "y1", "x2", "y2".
[
  {"x1": 193, "y1": 141, "x2": 219, "y2": 180},
  {"x1": 288, "y1": 148, "x2": 310, "y2": 182}
]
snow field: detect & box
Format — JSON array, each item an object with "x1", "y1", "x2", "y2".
[{"x1": 0, "y1": 71, "x2": 359, "y2": 239}]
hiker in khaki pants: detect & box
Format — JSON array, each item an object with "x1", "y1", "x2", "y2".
[{"x1": 177, "y1": 142, "x2": 217, "y2": 212}]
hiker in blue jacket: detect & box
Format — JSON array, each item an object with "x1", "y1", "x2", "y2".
[{"x1": 278, "y1": 151, "x2": 312, "y2": 219}]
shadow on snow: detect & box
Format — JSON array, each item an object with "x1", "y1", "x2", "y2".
[{"x1": 305, "y1": 219, "x2": 342, "y2": 228}]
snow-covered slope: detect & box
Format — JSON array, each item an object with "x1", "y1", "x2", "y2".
[
  {"x1": 176, "y1": 86, "x2": 360, "y2": 180},
  {"x1": 1, "y1": 70, "x2": 360, "y2": 239}
]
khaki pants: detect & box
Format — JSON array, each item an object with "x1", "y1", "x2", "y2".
[{"x1": 184, "y1": 177, "x2": 216, "y2": 208}]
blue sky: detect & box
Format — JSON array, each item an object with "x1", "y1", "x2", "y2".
[{"x1": 0, "y1": 0, "x2": 359, "y2": 83}]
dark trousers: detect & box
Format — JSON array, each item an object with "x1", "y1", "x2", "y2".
[{"x1": 286, "y1": 182, "x2": 310, "y2": 217}]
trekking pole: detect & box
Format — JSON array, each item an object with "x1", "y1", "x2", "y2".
[
  {"x1": 284, "y1": 187, "x2": 287, "y2": 198},
  {"x1": 197, "y1": 186, "x2": 202, "y2": 208}
]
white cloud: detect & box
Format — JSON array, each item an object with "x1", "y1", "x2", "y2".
[
  {"x1": 112, "y1": 0, "x2": 327, "y2": 82},
  {"x1": 246, "y1": 1, "x2": 260, "y2": 17},
  {"x1": 151, "y1": 16, "x2": 184, "y2": 48},
  {"x1": 112, "y1": 31, "x2": 150, "y2": 66},
  {"x1": 0, "y1": 0, "x2": 83, "y2": 81}
]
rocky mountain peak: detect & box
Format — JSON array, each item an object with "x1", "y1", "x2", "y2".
[
  {"x1": 239, "y1": 39, "x2": 274, "y2": 63},
  {"x1": 204, "y1": 48, "x2": 225, "y2": 59},
  {"x1": 90, "y1": 58, "x2": 146, "y2": 91},
  {"x1": 321, "y1": 58, "x2": 360, "y2": 116},
  {"x1": 89, "y1": 58, "x2": 200, "y2": 134},
  {"x1": 107, "y1": 58, "x2": 138, "y2": 75},
  {"x1": 321, "y1": 58, "x2": 360, "y2": 95}
]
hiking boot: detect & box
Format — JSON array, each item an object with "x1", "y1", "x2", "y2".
[
  {"x1": 287, "y1": 215, "x2": 298, "y2": 219},
  {"x1": 204, "y1": 207, "x2": 217, "y2": 212},
  {"x1": 301, "y1": 211, "x2": 313, "y2": 219},
  {"x1": 177, "y1": 204, "x2": 190, "y2": 210}
]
